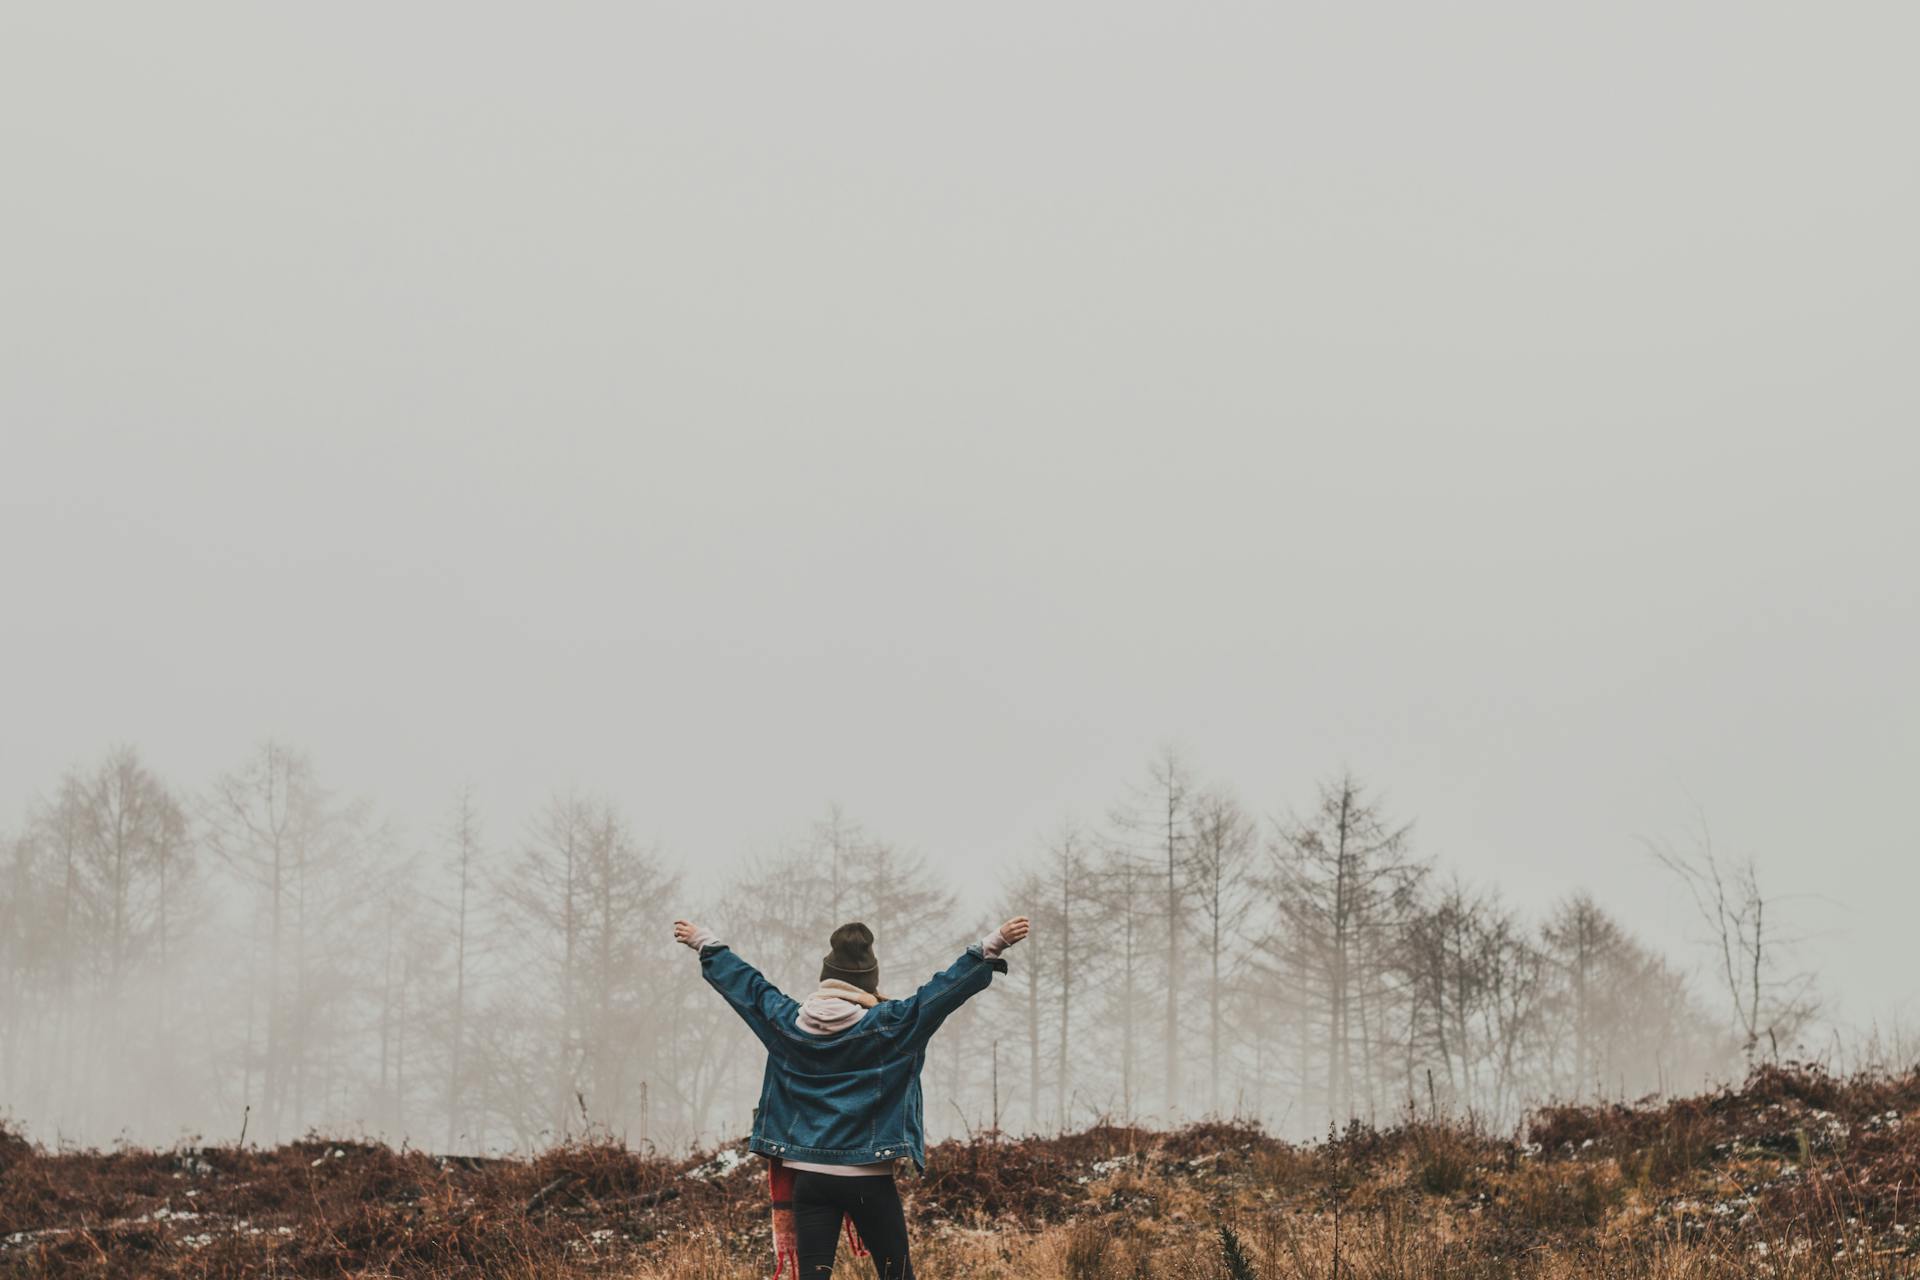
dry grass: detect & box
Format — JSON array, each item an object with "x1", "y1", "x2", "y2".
[{"x1": 5, "y1": 1064, "x2": 1920, "y2": 1277}]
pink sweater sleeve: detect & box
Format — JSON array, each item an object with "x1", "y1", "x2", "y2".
[
  {"x1": 980, "y1": 928, "x2": 1010, "y2": 960},
  {"x1": 683, "y1": 924, "x2": 720, "y2": 951}
]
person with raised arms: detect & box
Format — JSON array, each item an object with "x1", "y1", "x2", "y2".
[{"x1": 675, "y1": 912, "x2": 1029, "y2": 1278}]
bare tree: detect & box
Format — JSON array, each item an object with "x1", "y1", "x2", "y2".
[
  {"x1": 1404, "y1": 879, "x2": 1501, "y2": 1112},
  {"x1": 442, "y1": 787, "x2": 487, "y2": 1151},
  {"x1": 202, "y1": 742, "x2": 377, "y2": 1141},
  {"x1": 1268, "y1": 773, "x2": 1424, "y2": 1125},
  {"x1": 1089, "y1": 840, "x2": 1147, "y2": 1120},
  {"x1": 1185, "y1": 787, "x2": 1257, "y2": 1114},
  {"x1": 494, "y1": 792, "x2": 681, "y2": 1144},
  {"x1": 1479, "y1": 905, "x2": 1550, "y2": 1121},
  {"x1": 1649, "y1": 820, "x2": 1818, "y2": 1064},
  {"x1": 2, "y1": 748, "x2": 199, "y2": 1129},
  {"x1": 372, "y1": 869, "x2": 443, "y2": 1140},
  {"x1": 1046, "y1": 822, "x2": 1088, "y2": 1131},
  {"x1": 69, "y1": 747, "x2": 192, "y2": 992},
  {"x1": 1109, "y1": 747, "x2": 1193, "y2": 1117},
  {"x1": 499, "y1": 791, "x2": 593, "y2": 1141},
  {"x1": 997, "y1": 862, "x2": 1051, "y2": 1133},
  {"x1": 76, "y1": 747, "x2": 196, "y2": 1120},
  {"x1": 1539, "y1": 892, "x2": 1625, "y2": 1098},
  {"x1": 810, "y1": 802, "x2": 864, "y2": 924}
]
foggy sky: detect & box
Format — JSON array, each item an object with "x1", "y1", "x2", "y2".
[{"x1": 2, "y1": 5, "x2": 1915, "y2": 1035}]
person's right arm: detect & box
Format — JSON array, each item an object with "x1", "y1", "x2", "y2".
[{"x1": 675, "y1": 918, "x2": 798, "y2": 1051}]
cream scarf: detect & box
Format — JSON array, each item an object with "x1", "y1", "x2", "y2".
[
  {"x1": 796, "y1": 978, "x2": 885, "y2": 1035},
  {"x1": 807, "y1": 978, "x2": 881, "y2": 1006}
]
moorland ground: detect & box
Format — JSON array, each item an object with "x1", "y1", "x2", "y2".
[{"x1": 4, "y1": 1064, "x2": 1919, "y2": 1278}]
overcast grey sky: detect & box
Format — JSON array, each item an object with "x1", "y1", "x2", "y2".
[{"x1": 3, "y1": 5, "x2": 1914, "y2": 1034}]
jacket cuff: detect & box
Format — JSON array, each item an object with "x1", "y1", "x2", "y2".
[{"x1": 966, "y1": 941, "x2": 1009, "y2": 975}]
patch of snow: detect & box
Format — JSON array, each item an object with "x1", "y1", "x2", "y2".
[{"x1": 687, "y1": 1147, "x2": 751, "y2": 1179}]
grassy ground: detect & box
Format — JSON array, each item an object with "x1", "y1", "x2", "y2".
[{"x1": 4, "y1": 1064, "x2": 1919, "y2": 1277}]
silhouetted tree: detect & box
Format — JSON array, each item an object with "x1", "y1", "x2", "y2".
[
  {"x1": 1268, "y1": 773, "x2": 1424, "y2": 1125},
  {"x1": 1186, "y1": 786, "x2": 1257, "y2": 1114},
  {"x1": 1109, "y1": 747, "x2": 1194, "y2": 1117}
]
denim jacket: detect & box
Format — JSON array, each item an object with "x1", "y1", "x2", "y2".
[{"x1": 700, "y1": 941, "x2": 1007, "y2": 1170}]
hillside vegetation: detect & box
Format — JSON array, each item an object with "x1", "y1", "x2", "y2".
[{"x1": 5, "y1": 1064, "x2": 1918, "y2": 1278}]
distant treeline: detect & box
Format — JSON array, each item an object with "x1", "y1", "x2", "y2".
[{"x1": 0, "y1": 744, "x2": 1812, "y2": 1153}]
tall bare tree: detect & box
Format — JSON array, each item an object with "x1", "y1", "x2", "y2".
[
  {"x1": 500, "y1": 791, "x2": 593, "y2": 1141},
  {"x1": 68, "y1": 747, "x2": 192, "y2": 991},
  {"x1": 442, "y1": 786, "x2": 487, "y2": 1151},
  {"x1": 498, "y1": 792, "x2": 680, "y2": 1142},
  {"x1": 1089, "y1": 840, "x2": 1147, "y2": 1119},
  {"x1": 372, "y1": 872, "x2": 443, "y2": 1139},
  {"x1": 1403, "y1": 882, "x2": 1543, "y2": 1116},
  {"x1": 1268, "y1": 773, "x2": 1424, "y2": 1125},
  {"x1": 1046, "y1": 821, "x2": 1088, "y2": 1131},
  {"x1": 1539, "y1": 892, "x2": 1624, "y2": 1097},
  {"x1": 997, "y1": 862, "x2": 1052, "y2": 1133},
  {"x1": 1110, "y1": 747, "x2": 1193, "y2": 1116},
  {"x1": 202, "y1": 742, "x2": 375, "y2": 1140},
  {"x1": 1185, "y1": 786, "x2": 1257, "y2": 1114}
]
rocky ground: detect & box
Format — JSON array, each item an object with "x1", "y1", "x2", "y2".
[{"x1": 4, "y1": 1064, "x2": 1919, "y2": 1277}]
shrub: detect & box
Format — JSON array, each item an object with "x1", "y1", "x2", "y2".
[
  {"x1": 1505, "y1": 1161, "x2": 1624, "y2": 1232},
  {"x1": 1410, "y1": 1123, "x2": 1478, "y2": 1197},
  {"x1": 1219, "y1": 1221, "x2": 1260, "y2": 1280},
  {"x1": 1063, "y1": 1219, "x2": 1112, "y2": 1279}
]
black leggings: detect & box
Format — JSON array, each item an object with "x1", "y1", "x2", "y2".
[{"x1": 792, "y1": 1169, "x2": 913, "y2": 1278}]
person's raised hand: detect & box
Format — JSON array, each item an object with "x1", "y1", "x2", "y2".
[
  {"x1": 673, "y1": 919, "x2": 704, "y2": 950},
  {"x1": 997, "y1": 916, "x2": 1031, "y2": 947}
]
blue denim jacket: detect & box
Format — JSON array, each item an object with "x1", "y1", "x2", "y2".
[{"x1": 700, "y1": 941, "x2": 1007, "y2": 1170}]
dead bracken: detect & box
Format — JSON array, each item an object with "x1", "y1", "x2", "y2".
[{"x1": 3, "y1": 1063, "x2": 1918, "y2": 1278}]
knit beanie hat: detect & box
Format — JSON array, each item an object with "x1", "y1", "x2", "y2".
[{"x1": 820, "y1": 921, "x2": 880, "y2": 995}]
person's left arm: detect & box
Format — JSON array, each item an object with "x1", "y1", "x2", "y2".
[{"x1": 886, "y1": 916, "x2": 1029, "y2": 1051}]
